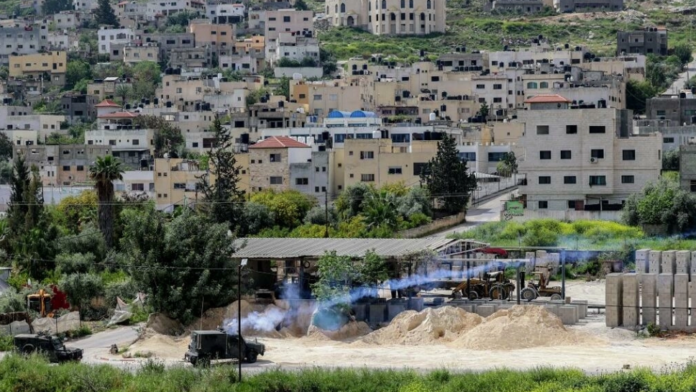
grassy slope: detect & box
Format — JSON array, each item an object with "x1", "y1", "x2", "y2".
[{"x1": 311, "y1": 0, "x2": 695, "y2": 60}]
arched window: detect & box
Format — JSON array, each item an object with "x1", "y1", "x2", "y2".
[
  {"x1": 420, "y1": 12, "x2": 425, "y2": 20},
  {"x1": 369, "y1": 1, "x2": 371, "y2": 10},
  {"x1": 390, "y1": 12, "x2": 396, "y2": 20},
  {"x1": 427, "y1": 0, "x2": 431, "y2": 9},
  {"x1": 376, "y1": 0, "x2": 379, "y2": 9},
  {"x1": 527, "y1": 82, "x2": 538, "y2": 89},
  {"x1": 340, "y1": 3, "x2": 345, "y2": 12},
  {"x1": 540, "y1": 82, "x2": 549, "y2": 88},
  {"x1": 382, "y1": 0, "x2": 386, "y2": 8},
  {"x1": 401, "y1": 0, "x2": 405, "y2": 7},
  {"x1": 352, "y1": 64, "x2": 357, "y2": 70},
  {"x1": 410, "y1": 0, "x2": 413, "y2": 7},
  {"x1": 335, "y1": 4, "x2": 338, "y2": 12}
]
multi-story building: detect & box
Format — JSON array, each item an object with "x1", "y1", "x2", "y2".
[
  {"x1": 123, "y1": 43, "x2": 160, "y2": 65},
  {"x1": 189, "y1": 20, "x2": 235, "y2": 48},
  {"x1": 87, "y1": 77, "x2": 132, "y2": 101},
  {"x1": 634, "y1": 119, "x2": 696, "y2": 152},
  {"x1": 325, "y1": 0, "x2": 446, "y2": 35},
  {"x1": 0, "y1": 26, "x2": 46, "y2": 66},
  {"x1": 0, "y1": 105, "x2": 67, "y2": 141},
  {"x1": 145, "y1": 0, "x2": 203, "y2": 21},
  {"x1": 269, "y1": 33, "x2": 319, "y2": 66},
  {"x1": 517, "y1": 94, "x2": 661, "y2": 211},
  {"x1": 153, "y1": 158, "x2": 206, "y2": 211},
  {"x1": 617, "y1": 27, "x2": 668, "y2": 56},
  {"x1": 60, "y1": 93, "x2": 98, "y2": 123},
  {"x1": 645, "y1": 93, "x2": 696, "y2": 124},
  {"x1": 554, "y1": 0, "x2": 622, "y2": 12},
  {"x1": 142, "y1": 32, "x2": 195, "y2": 61},
  {"x1": 113, "y1": 170, "x2": 156, "y2": 199},
  {"x1": 248, "y1": 136, "x2": 311, "y2": 192},
  {"x1": 680, "y1": 144, "x2": 696, "y2": 193},
  {"x1": 485, "y1": 0, "x2": 545, "y2": 13},
  {"x1": 169, "y1": 47, "x2": 209, "y2": 69},
  {"x1": 290, "y1": 79, "x2": 363, "y2": 118},
  {"x1": 50, "y1": 11, "x2": 82, "y2": 30},
  {"x1": 98, "y1": 27, "x2": 135, "y2": 56},
  {"x1": 8, "y1": 51, "x2": 67, "y2": 86},
  {"x1": 73, "y1": 0, "x2": 98, "y2": 12},
  {"x1": 14, "y1": 144, "x2": 112, "y2": 186},
  {"x1": 206, "y1": 2, "x2": 245, "y2": 23},
  {"x1": 264, "y1": 9, "x2": 313, "y2": 59}
]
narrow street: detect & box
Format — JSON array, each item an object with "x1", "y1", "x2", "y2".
[
  {"x1": 428, "y1": 190, "x2": 516, "y2": 239},
  {"x1": 664, "y1": 54, "x2": 696, "y2": 95}
]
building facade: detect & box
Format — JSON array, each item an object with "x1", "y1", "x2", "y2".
[
  {"x1": 325, "y1": 0, "x2": 446, "y2": 35},
  {"x1": 617, "y1": 28, "x2": 668, "y2": 56}
]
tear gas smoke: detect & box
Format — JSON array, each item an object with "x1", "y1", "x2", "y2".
[{"x1": 223, "y1": 307, "x2": 286, "y2": 334}]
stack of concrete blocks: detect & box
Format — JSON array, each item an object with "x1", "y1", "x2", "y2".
[
  {"x1": 407, "y1": 297, "x2": 424, "y2": 312},
  {"x1": 559, "y1": 305, "x2": 579, "y2": 325},
  {"x1": 658, "y1": 273, "x2": 673, "y2": 328},
  {"x1": 622, "y1": 273, "x2": 639, "y2": 329},
  {"x1": 352, "y1": 303, "x2": 368, "y2": 322},
  {"x1": 525, "y1": 252, "x2": 536, "y2": 274},
  {"x1": 369, "y1": 303, "x2": 387, "y2": 324},
  {"x1": 662, "y1": 251, "x2": 676, "y2": 274},
  {"x1": 635, "y1": 249, "x2": 649, "y2": 275},
  {"x1": 571, "y1": 300, "x2": 588, "y2": 319},
  {"x1": 649, "y1": 251, "x2": 662, "y2": 274},
  {"x1": 675, "y1": 252, "x2": 690, "y2": 328},
  {"x1": 606, "y1": 273, "x2": 623, "y2": 327},
  {"x1": 641, "y1": 271, "x2": 657, "y2": 326},
  {"x1": 476, "y1": 304, "x2": 497, "y2": 317},
  {"x1": 386, "y1": 299, "x2": 407, "y2": 321}
]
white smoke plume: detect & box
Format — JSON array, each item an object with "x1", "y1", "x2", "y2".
[{"x1": 223, "y1": 307, "x2": 286, "y2": 334}]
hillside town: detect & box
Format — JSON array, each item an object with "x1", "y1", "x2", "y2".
[{"x1": 2, "y1": 0, "x2": 696, "y2": 390}]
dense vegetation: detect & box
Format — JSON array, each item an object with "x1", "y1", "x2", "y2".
[{"x1": 3, "y1": 355, "x2": 696, "y2": 392}]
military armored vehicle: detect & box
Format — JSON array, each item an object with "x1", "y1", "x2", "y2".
[
  {"x1": 14, "y1": 333, "x2": 83, "y2": 363},
  {"x1": 184, "y1": 329, "x2": 265, "y2": 365}
]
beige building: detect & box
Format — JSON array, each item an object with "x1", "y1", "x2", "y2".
[
  {"x1": 153, "y1": 158, "x2": 206, "y2": 210},
  {"x1": 123, "y1": 43, "x2": 159, "y2": 65},
  {"x1": 290, "y1": 79, "x2": 363, "y2": 118},
  {"x1": 9, "y1": 51, "x2": 67, "y2": 86},
  {"x1": 15, "y1": 144, "x2": 111, "y2": 186},
  {"x1": 517, "y1": 94, "x2": 661, "y2": 211},
  {"x1": 248, "y1": 136, "x2": 311, "y2": 192},
  {"x1": 325, "y1": 0, "x2": 446, "y2": 35},
  {"x1": 189, "y1": 20, "x2": 235, "y2": 48},
  {"x1": 87, "y1": 77, "x2": 132, "y2": 101}
]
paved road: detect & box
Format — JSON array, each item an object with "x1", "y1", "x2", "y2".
[
  {"x1": 428, "y1": 190, "x2": 516, "y2": 239},
  {"x1": 664, "y1": 54, "x2": 696, "y2": 95}
]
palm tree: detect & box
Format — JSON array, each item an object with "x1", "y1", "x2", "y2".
[
  {"x1": 114, "y1": 84, "x2": 132, "y2": 108},
  {"x1": 89, "y1": 155, "x2": 124, "y2": 248}
]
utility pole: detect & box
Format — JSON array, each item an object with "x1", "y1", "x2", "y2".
[{"x1": 324, "y1": 187, "x2": 329, "y2": 238}]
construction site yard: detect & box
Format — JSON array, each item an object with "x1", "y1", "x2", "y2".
[{"x1": 109, "y1": 280, "x2": 696, "y2": 374}]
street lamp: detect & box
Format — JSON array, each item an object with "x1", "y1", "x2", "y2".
[{"x1": 238, "y1": 258, "x2": 247, "y2": 382}]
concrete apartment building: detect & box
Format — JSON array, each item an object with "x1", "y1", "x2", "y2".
[
  {"x1": 145, "y1": 0, "x2": 203, "y2": 21},
  {"x1": 60, "y1": 93, "x2": 98, "y2": 123},
  {"x1": 486, "y1": 0, "x2": 545, "y2": 13},
  {"x1": 0, "y1": 26, "x2": 46, "y2": 65},
  {"x1": 73, "y1": 0, "x2": 97, "y2": 12},
  {"x1": 169, "y1": 48, "x2": 209, "y2": 69},
  {"x1": 8, "y1": 51, "x2": 67, "y2": 86},
  {"x1": 189, "y1": 20, "x2": 235, "y2": 48},
  {"x1": 206, "y1": 2, "x2": 245, "y2": 23},
  {"x1": 14, "y1": 144, "x2": 112, "y2": 186},
  {"x1": 123, "y1": 43, "x2": 160, "y2": 65},
  {"x1": 98, "y1": 27, "x2": 135, "y2": 56},
  {"x1": 290, "y1": 79, "x2": 363, "y2": 118},
  {"x1": 270, "y1": 33, "x2": 319, "y2": 65},
  {"x1": 617, "y1": 27, "x2": 668, "y2": 56},
  {"x1": 325, "y1": 0, "x2": 446, "y2": 35},
  {"x1": 87, "y1": 77, "x2": 132, "y2": 101},
  {"x1": 517, "y1": 94, "x2": 661, "y2": 212},
  {"x1": 680, "y1": 144, "x2": 696, "y2": 193},
  {"x1": 154, "y1": 158, "x2": 205, "y2": 210},
  {"x1": 50, "y1": 11, "x2": 82, "y2": 30},
  {"x1": 554, "y1": 0, "x2": 622, "y2": 12},
  {"x1": 142, "y1": 32, "x2": 195, "y2": 59},
  {"x1": 635, "y1": 119, "x2": 696, "y2": 152},
  {"x1": 264, "y1": 9, "x2": 313, "y2": 60},
  {"x1": 645, "y1": 94, "x2": 696, "y2": 124},
  {"x1": 248, "y1": 136, "x2": 311, "y2": 192}
]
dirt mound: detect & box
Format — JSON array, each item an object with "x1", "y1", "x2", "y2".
[
  {"x1": 126, "y1": 333, "x2": 190, "y2": 360},
  {"x1": 451, "y1": 305, "x2": 592, "y2": 350},
  {"x1": 187, "y1": 300, "x2": 261, "y2": 332},
  {"x1": 147, "y1": 313, "x2": 185, "y2": 336},
  {"x1": 360, "y1": 307, "x2": 483, "y2": 346},
  {"x1": 306, "y1": 321, "x2": 372, "y2": 341}
]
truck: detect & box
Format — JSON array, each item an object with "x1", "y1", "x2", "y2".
[
  {"x1": 184, "y1": 329, "x2": 265, "y2": 366},
  {"x1": 14, "y1": 333, "x2": 83, "y2": 363}
]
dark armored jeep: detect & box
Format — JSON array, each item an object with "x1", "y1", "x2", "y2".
[
  {"x1": 14, "y1": 333, "x2": 83, "y2": 363},
  {"x1": 184, "y1": 329, "x2": 265, "y2": 365}
]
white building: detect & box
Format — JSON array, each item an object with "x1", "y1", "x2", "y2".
[
  {"x1": 517, "y1": 94, "x2": 661, "y2": 212},
  {"x1": 270, "y1": 33, "x2": 320, "y2": 66},
  {"x1": 206, "y1": 2, "x2": 244, "y2": 23},
  {"x1": 73, "y1": 0, "x2": 97, "y2": 11},
  {"x1": 98, "y1": 27, "x2": 135, "y2": 55},
  {"x1": 145, "y1": 0, "x2": 202, "y2": 21}
]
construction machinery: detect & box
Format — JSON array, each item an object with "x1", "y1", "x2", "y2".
[
  {"x1": 27, "y1": 289, "x2": 52, "y2": 318},
  {"x1": 451, "y1": 271, "x2": 515, "y2": 300},
  {"x1": 520, "y1": 270, "x2": 562, "y2": 301}
]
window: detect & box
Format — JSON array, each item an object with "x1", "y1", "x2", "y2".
[
  {"x1": 536, "y1": 125, "x2": 549, "y2": 135},
  {"x1": 656, "y1": 110, "x2": 666, "y2": 116},
  {"x1": 527, "y1": 82, "x2": 538, "y2": 89},
  {"x1": 622, "y1": 150, "x2": 636, "y2": 160},
  {"x1": 269, "y1": 153, "x2": 281, "y2": 162},
  {"x1": 488, "y1": 152, "x2": 506, "y2": 162},
  {"x1": 62, "y1": 165, "x2": 70, "y2": 171},
  {"x1": 664, "y1": 137, "x2": 675, "y2": 143},
  {"x1": 475, "y1": 84, "x2": 485, "y2": 89},
  {"x1": 270, "y1": 176, "x2": 283, "y2": 185},
  {"x1": 361, "y1": 174, "x2": 375, "y2": 182},
  {"x1": 564, "y1": 176, "x2": 576, "y2": 184},
  {"x1": 173, "y1": 183, "x2": 186, "y2": 190},
  {"x1": 132, "y1": 139, "x2": 139, "y2": 146},
  {"x1": 566, "y1": 125, "x2": 578, "y2": 134},
  {"x1": 589, "y1": 126, "x2": 606, "y2": 134},
  {"x1": 621, "y1": 175, "x2": 635, "y2": 184},
  {"x1": 493, "y1": 84, "x2": 502, "y2": 90},
  {"x1": 691, "y1": 180, "x2": 696, "y2": 192},
  {"x1": 76, "y1": 165, "x2": 84, "y2": 171},
  {"x1": 591, "y1": 149, "x2": 604, "y2": 159},
  {"x1": 314, "y1": 94, "x2": 322, "y2": 100},
  {"x1": 283, "y1": 16, "x2": 290, "y2": 22},
  {"x1": 413, "y1": 162, "x2": 428, "y2": 176},
  {"x1": 539, "y1": 151, "x2": 551, "y2": 160},
  {"x1": 538, "y1": 176, "x2": 551, "y2": 184},
  {"x1": 560, "y1": 150, "x2": 572, "y2": 160},
  {"x1": 360, "y1": 151, "x2": 374, "y2": 160},
  {"x1": 589, "y1": 175, "x2": 607, "y2": 186},
  {"x1": 388, "y1": 167, "x2": 402, "y2": 175},
  {"x1": 295, "y1": 178, "x2": 309, "y2": 185},
  {"x1": 538, "y1": 201, "x2": 548, "y2": 209}
]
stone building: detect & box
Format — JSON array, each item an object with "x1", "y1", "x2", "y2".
[
  {"x1": 325, "y1": 0, "x2": 446, "y2": 35},
  {"x1": 617, "y1": 27, "x2": 668, "y2": 56}
]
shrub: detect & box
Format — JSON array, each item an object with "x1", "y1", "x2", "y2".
[{"x1": 0, "y1": 335, "x2": 13, "y2": 351}]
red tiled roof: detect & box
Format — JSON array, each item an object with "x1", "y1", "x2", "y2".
[
  {"x1": 249, "y1": 136, "x2": 309, "y2": 149},
  {"x1": 98, "y1": 111, "x2": 139, "y2": 119},
  {"x1": 95, "y1": 99, "x2": 121, "y2": 108},
  {"x1": 524, "y1": 94, "x2": 572, "y2": 104}
]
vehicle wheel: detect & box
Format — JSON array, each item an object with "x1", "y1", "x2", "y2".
[
  {"x1": 550, "y1": 293, "x2": 563, "y2": 301},
  {"x1": 22, "y1": 344, "x2": 35, "y2": 354},
  {"x1": 246, "y1": 350, "x2": 258, "y2": 364},
  {"x1": 466, "y1": 290, "x2": 479, "y2": 300},
  {"x1": 489, "y1": 285, "x2": 507, "y2": 300},
  {"x1": 520, "y1": 288, "x2": 537, "y2": 302}
]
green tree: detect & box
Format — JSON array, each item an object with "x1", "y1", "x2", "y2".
[
  {"x1": 94, "y1": 0, "x2": 118, "y2": 26},
  {"x1": 123, "y1": 208, "x2": 245, "y2": 324},
  {"x1": 242, "y1": 202, "x2": 275, "y2": 235},
  {"x1": 275, "y1": 76, "x2": 290, "y2": 99},
  {"x1": 60, "y1": 273, "x2": 104, "y2": 313},
  {"x1": 673, "y1": 43, "x2": 693, "y2": 66},
  {"x1": 361, "y1": 190, "x2": 400, "y2": 232},
  {"x1": 663, "y1": 150, "x2": 680, "y2": 171},
  {"x1": 250, "y1": 190, "x2": 316, "y2": 229},
  {"x1": 114, "y1": 84, "x2": 132, "y2": 106},
  {"x1": 197, "y1": 116, "x2": 246, "y2": 232},
  {"x1": 355, "y1": 250, "x2": 389, "y2": 287},
  {"x1": 55, "y1": 253, "x2": 95, "y2": 275},
  {"x1": 421, "y1": 135, "x2": 477, "y2": 214},
  {"x1": 89, "y1": 155, "x2": 124, "y2": 249},
  {"x1": 623, "y1": 178, "x2": 696, "y2": 234},
  {"x1": 626, "y1": 80, "x2": 657, "y2": 114},
  {"x1": 294, "y1": 0, "x2": 309, "y2": 10},
  {"x1": 42, "y1": 0, "x2": 72, "y2": 16},
  {"x1": 133, "y1": 115, "x2": 183, "y2": 157},
  {"x1": 130, "y1": 62, "x2": 161, "y2": 100},
  {"x1": 397, "y1": 186, "x2": 431, "y2": 218},
  {"x1": 335, "y1": 183, "x2": 372, "y2": 219},
  {"x1": 477, "y1": 101, "x2": 489, "y2": 120},
  {"x1": 311, "y1": 251, "x2": 355, "y2": 303},
  {"x1": 0, "y1": 133, "x2": 13, "y2": 161}
]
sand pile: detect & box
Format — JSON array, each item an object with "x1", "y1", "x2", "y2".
[
  {"x1": 306, "y1": 321, "x2": 372, "y2": 341},
  {"x1": 126, "y1": 332, "x2": 190, "y2": 360},
  {"x1": 187, "y1": 300, "x2": 258, "y2": 332},
  {"x1": 147, "y1": 313, "x2": 185, "y2": 336},
  {"x1": 451, "y1": 305, "x2": 593, "y2": 350},
  {"x1": 361, "y1": 307, "x2": 483, "y2": 346}
]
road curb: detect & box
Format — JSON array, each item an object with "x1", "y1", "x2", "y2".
[{"x1": 98, "y1": 357, "x2": 138, "y2": 362}]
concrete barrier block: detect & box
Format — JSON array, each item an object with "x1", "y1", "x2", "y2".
[
  {"x1": 677, "y1": 251, "x2": 691, "y2": 275},
  {"x1": 571, "y1": 300, "x2": 588, "y2": 319},
  {"x1": 649, "y1": 251, "x2": 662, "y2": 274},
  {"x1": 606, "y1": 273, "x2": 623, "y2": 327},
  {"x1": 674, "y1": 275, "x2": 688, "y2": 330},
  {"x1": 641, "y1": 273, "x2": 657, "y2": 326},
  {"x1": 369, "y1": 304, "x2": 387, "y2": 324},
  {"x1": 387, "y1": 301, "x2": 406, "y2": 321},
  {"x1": 476, "y1": 304, "x2": 497, "y2": 318},
  {"x1": 559, "y1": 306, "x2": 578, "y2": 325},
  {"x1": 662, "y1": 251, "x2": 676, "y2": 275},
  {"x1": 691, "y1": 252, "x2": 696, "y2": 276},
  {"x1": 457, "y1": 304, "x2": 475, "y2": 313},
  {"x1": 408, "y1": 297, "x2": 424, "y2": 312},
  {"x1": 622, "y1": 307, "x2": 639, "y2": 329},
  {"x1": 352, "y1": 304, "x2": 368, "y2": 322},
  {"x1": 635, "y1": 249, "x2": 650, "y2": 274},
  {"x1": 658, "y1": 273, "x2": 673, "y2": 328},
  {"x1": 689, "y1": 281, "x2": 696, "y2": 326}
]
